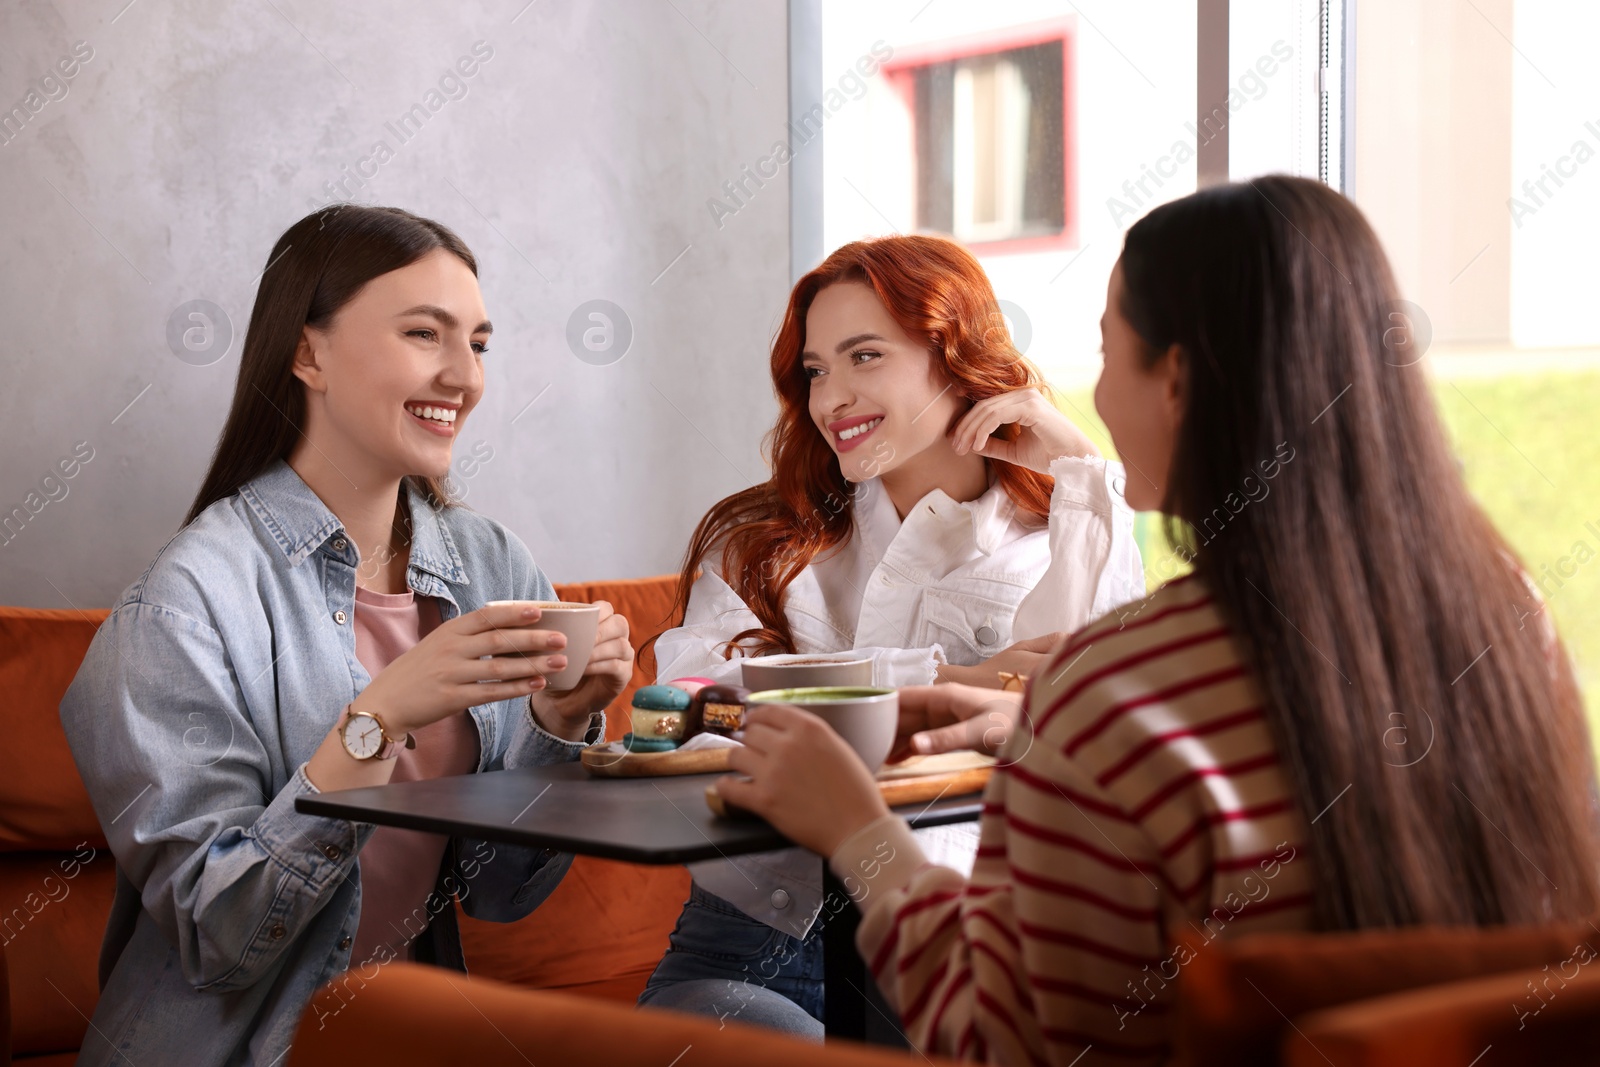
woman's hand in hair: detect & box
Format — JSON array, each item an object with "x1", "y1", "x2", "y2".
[
  {"x1": 951, "y1": 389, "x2": 1099, "y2": 473},
  {"x1": 528, "y1": 600, "x2": 634, "y2": 741},
  {"x1": 891, "y1": 683, "x2": 1026, "y2": 762},
  {"x1": 717, "y1": 704, "x2": 890, "y2": 857},
  {"x1": 934, "y1": 632, "x2": 1067, "y2": 690}
]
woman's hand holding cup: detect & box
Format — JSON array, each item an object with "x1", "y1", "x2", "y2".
[
  {"x1": 527, "y1": 599, "x2": 634, "y2": 740},
  {"x1": 353, "y1": 601, "x2": 576, "y2": 735}
]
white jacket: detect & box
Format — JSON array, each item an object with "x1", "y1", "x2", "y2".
[{"x1": 654, "y1": 455, "x2": 1146, "y2": 935}]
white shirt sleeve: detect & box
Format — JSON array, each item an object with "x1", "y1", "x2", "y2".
[
  {"x1": 653, "y1": 560, "x2": 950, "y2": 690},
  {"x1": 651, "y1": 564, "x2": 753, "y2": 685},
  {"x1": 1012, "y1": 455, "x2": 1146, "y2": 641}
]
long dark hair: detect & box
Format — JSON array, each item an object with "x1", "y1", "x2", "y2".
[
  {"x1": 1120, "y1": 174, "x2": 1599, "y2": 929},
  {"x1": 672, "y1": 234, "x2": 1053, "y2": 658},
  {"x1": 184, "y1": 205, "x2": 477, "y2": 526}
]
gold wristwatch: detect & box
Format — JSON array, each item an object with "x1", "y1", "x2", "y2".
[{"x1": 338, "y1": 703, "x2": 414, "y2": 761}]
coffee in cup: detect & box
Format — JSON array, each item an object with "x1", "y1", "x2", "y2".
[{"x1": 740, "y1": 653, "x2": 873, "y2": 692}]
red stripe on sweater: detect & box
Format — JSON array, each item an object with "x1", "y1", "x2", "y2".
[
  {"x1": 956, "y1": 1021, "x2": 981, "y2": 1059},
  {"x1": 874, "y1": 886, "x2": 962, "y2": 977},
  {"x1": 971, "y1": 937, "x2": 1033, "y2": 1013},
  {"x1": 898, "y1": 905, "x2": 962, "y2": 975},
  {"x1": 1040, "y1": 1024, "x2": 1170, "y2": 1059},
  {"x1": 975, "y1": 988, "x2": 1053, "y2": 1067},
  {"x1": 1042, "y1": 589, "x2": 1214, "y2": 682},
  {"x1": 968, "y1": 906, "x2": 1024, "y2": 952},
  {"x1": 1041, "y1": 627, "x2": 1233, "y2": 739},
  {"x1": 1016, "y1": 919, "x2": 1164, "y2": 967},
  {"x1": 1008, "y1": 863, "x2": 1161, "y2": 921},
  {"x1": 1002, "y1": 808, "x2": 1163, "y2": 876},
  {"x1": 1157, "y1": 797, "x2": 1297, "y2": 860},
  {"x1": 1096, "y1": 706, "x2": 1266, "y2": 787},
  {"x1": 899, "y1": 955, "x2": 952, "y2": 1028},
  {"x1": 998, "y1": 763, "x2": 1133, "y2": 822},
  {"x1": 924, "y1": 964, "x2": 975, "y2": 1051},
  {"x1": 1028, "y1": 969, "x2": 1169, "y2": 1013},
  {"x1": 1174, "y1": 846, "x2": 1304, "y2": 900},
  {"x1": 1129, "y1": 751, "x2": 1282, "y2": 820},
  {"x1": 1061, "y1": 661, "x2": 1249, "y2": 756},
  {"x1": 869, "y1": 923, "x2": 900, "y2": 979}
]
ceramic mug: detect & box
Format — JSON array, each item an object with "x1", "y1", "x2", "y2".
[
  {"x1": 745, "y1": 686, "x2": 899, "y2": 772},
  {"x1": 484, "y1": 600, "x2": 600, "y2": 692}
]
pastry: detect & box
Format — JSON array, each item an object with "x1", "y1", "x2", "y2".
[
  {"x1": 687, "y1": 683, "x2": 751, "y2": 740},
  {"x1": 624, "y1": 684, "x2": 692, "y2": 752},
  {"x1": 666, "y1": 676, "x2": 716, "y2": 700}
]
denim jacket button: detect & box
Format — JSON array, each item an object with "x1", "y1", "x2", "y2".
[
  {"x1": 770, "y1": 889, "x2": 790, "y2": 909},
  {"x1": 333, "y1": 610, "x2": 347, "y2": 625},
  {"x1": 975, "y1": 624, "x2": 998, "y2": 645},
  {"x1": 332, "y1": 538, "x2": 347, "y2": 552},
  {"x1": 270, "y1": 923, "x2": 286, "y2": 940},
  {"x1": 321, "y1": 843, "x2": 341, "y2": 861},
  {"x1": 338, "y1": 935, "x2": 352, "y2": 951}
]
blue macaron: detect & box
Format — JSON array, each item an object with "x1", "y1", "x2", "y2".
[{"x1": 631, "y1": 684, "x2": 691, "y2": 711}]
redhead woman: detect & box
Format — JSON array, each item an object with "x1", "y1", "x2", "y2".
[
  {"x1": 60, "y1": 206, "x2": 634, "y2": 1066},
  {"x1": 721, "y1": 176, "x2": 1600, "y2": 1064},
  {"x1": 644, "y1": 235, "x2": 1146, "y2": 1036}
]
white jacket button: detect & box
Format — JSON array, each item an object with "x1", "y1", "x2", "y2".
[{"x1": 975, "y1": 624, "x2": 998, "y2": 645}]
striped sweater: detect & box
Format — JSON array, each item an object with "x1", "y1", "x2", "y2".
[{"x1": 831, "y1": 575, "x2": 1316, "y2": 1065}]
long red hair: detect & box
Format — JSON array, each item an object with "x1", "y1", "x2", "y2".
[{"x1": 673, "y1": 234, "x2": 1056, "y2": 657}]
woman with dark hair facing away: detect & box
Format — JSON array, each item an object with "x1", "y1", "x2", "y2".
[
  {"x1": 645, "y1": 234, "x2": 1146, "y2": 1036},
  {"x1": 60, "y1": 206, "x2": 634, "y2": 1066},
  {"x1": 720, "y1": 175, "x2": 1600, "y2": 1064}
]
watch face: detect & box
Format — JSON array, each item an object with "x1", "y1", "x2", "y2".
[{"x1": 343, "y1": 714, "x2": 384, "y2": 759}]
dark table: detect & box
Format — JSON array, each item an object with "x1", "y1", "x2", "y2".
[{"x1": 297, "y1": 761, "x2": 982, "y2": 1044}]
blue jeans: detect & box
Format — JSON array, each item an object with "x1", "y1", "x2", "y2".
[{"x1": 638, "y1": 884, "x2": 825, "y2": 1040}]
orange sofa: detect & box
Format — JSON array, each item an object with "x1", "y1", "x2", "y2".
[{"x1": 0, "y1": 575, "x2": 688, "y2": 1065}]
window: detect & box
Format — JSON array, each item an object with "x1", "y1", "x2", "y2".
[{"x1": 887, "y1": 30, "x2": 1072, "y2": 249}]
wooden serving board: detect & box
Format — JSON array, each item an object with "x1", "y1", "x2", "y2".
[
  {"x1": 705, "y1": 752, "x2": 995, "y2": 819},
  {"x1": 581, "y1": 744, "x2": 734, "y2": 778}
]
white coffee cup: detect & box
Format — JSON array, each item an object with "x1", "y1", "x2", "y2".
[
  {"x1": 485, "y1": 600, "x2": 601, "y2": 692},
  {"x1": 740, "y1": 652, "x2": 874, "y2": 692}
]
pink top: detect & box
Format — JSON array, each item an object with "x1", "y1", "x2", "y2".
[{"x1": 348, "y1": 585, "x2": 481, "y2": 968}]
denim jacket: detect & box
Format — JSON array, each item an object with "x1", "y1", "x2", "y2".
[{"x1": 60, "y1": 459, "x2": 603, "y2": 1067}]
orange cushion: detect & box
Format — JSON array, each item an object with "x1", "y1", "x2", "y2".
[
  {"x1": 0, "y1": 852, "x2": 115, "y2": 1056},
  {"x1": 458, "y1": 856, "x2": 689, "y2": 998},
  {"x1": 292, "y1": 962, "x2": 960, "y2": 1067},
  {"x1": 1287, "y1": 964, "x2": 1600, "y2": 1067},
  {"x1": 0, "y1": 609, "x2": 109, "y2": 852},
  {"x1": 1173, "y1": 918, "x2": 1600, "y2": 1066}
]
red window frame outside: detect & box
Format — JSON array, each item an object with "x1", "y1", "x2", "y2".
[{"x1": 881, "y1": 17, "x2": 1079, "y2": 255}]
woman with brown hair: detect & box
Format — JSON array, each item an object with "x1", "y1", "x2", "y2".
[
  {"x1": 60, "y1": 206, "x2": 634, "y2": 1066},
  {"x1": 645, "y1": 234, "x2": 1146, "y2": 1035},
  {"x1": 723, "y1": 176, "x2": 1600, "y2": 1064}
]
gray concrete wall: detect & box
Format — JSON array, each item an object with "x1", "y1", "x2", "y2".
[{"x1": 0, "y1": 0, "x2": 792, "y2": 607}]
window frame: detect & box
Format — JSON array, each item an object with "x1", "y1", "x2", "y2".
[{"x1": 878, "y1": 16, "x2": 1080, "y2": 256}]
